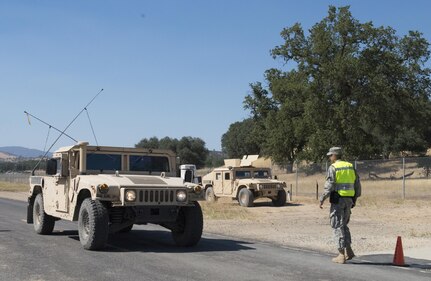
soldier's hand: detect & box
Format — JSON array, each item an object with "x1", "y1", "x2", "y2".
[{"x1": 319, "y1": 202, "x2": 323, "y2": 209}]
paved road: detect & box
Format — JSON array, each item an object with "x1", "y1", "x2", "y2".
[{"x1": 1, "y1": 198, "x2": 430, "y2": 281}]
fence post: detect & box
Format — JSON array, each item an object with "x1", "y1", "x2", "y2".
[
  {"x1": 295, "y1": 160, "x2": 298, "y2": 196},
  {"x1": 290, "y1": 184, "x2": 293, "y2": 201},
  {"x1": 316, "y1": 181, "x2": 319, "y2": 200},
  {"x1": 402, "y1": 157, "x2": 406, "y2": 200}
]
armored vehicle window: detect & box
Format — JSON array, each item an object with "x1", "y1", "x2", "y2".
[
  {"x1": 224, "y1": 173, "x2": 230, "y2": 180},
  {"x1": 129, "y1": 155, "x2": 170, "y2": 172},
  {"x1": 215, "y1": 173, "x2": 221, "y2": 180},
  {"x1": 253, "y1": 170, "x2": 270, "y2": 178},
  {"x1": 235, "y1": 171, "x2": 251, "y2": 178},
  {"x1": 87, "y1": 154, "x2": 122, "y2": 171}
]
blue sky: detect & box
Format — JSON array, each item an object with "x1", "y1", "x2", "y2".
[{"x1": 0, "y1": 0, "x2": 430, "y2": 151}]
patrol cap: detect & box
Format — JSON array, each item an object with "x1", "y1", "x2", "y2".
[{"x1": 326, "y1": 147, "x2": 342, "y2": 156}]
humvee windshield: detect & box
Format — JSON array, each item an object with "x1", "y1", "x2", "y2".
[
  {"x1": 87, "y1": 154, "x2": 122, "y2": 171},
  {"x1": 85, "y1": 152, "x2": 170, "y2": 173},
  {"x1": 235, "y1": 170, "x2": 270, "y2": 179},
  {"x1": 129, "y1": 155, "x2": 170, "y2": 172}
]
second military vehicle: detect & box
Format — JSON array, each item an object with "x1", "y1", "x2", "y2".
[
  {"x1": 201, "y1": 155, "x2": 287, "y2": 207},
  {"x1": 27, "y1": 141, "x2": 204, "y2": 250}
]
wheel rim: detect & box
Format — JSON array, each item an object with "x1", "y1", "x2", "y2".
[
  {"x1": 81, "y1": 210, "x2": 90, "y2": 240},
  {"x1": 240, "y1": 192, "x2": 246, "y2": 204},
  {"x1": 34, "y1": 201, "x2": 42, "y2": 226}
]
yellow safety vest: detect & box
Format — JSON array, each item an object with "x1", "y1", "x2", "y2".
[{"x1": 332, "y1": 161, "x2": 356, "y2": 197}]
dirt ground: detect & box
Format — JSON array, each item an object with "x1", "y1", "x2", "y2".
[{"x1": 201, "y1": 196, "x2": 431, "y2": 255}]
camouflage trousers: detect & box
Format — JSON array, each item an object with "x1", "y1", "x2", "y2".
[{"x1": 330, "y1": 197, "x2": 353, "y2": 251}]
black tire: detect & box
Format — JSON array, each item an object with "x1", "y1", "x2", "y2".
[
  {"x1": 119, "y1": 224, "x2": 133, "y2": 233},
  {"x1": 272, "y1": 189, "x2": 287, "y2": 207},
  {"x1": 238, "y1": 188, "x2": 254, "y2": 207},
  {"x1": 205, "y1": 187, "x2": 216, "y2": 202},
  {"x1": 78, "y1": 198, "x2": 109, "y2": 250},
  {"x1": 172, "y1": 202, "x2": 203, "y2": 247},
  {"x1": 33, "y1": 193, "x2": 55, "y2": 235}
]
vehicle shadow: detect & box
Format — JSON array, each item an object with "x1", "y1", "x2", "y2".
[
  {"x1": 351, "y1": 254, "x2": 431, "y2": 270},
  {"x1": 252, "y1": 201, "x2": 303, "y2": 207},
  {"x1": 63, "y1": 229, "x2": 256, "y2": 253}
]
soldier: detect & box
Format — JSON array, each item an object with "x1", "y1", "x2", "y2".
[{"x1": 319, "y1": 147, "x2": 361, "y2": 264}]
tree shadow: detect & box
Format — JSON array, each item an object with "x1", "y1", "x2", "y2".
[
  {"x1": 64, "y1": 229, "x2": 256, "y2": 253},
  {"x1": 351, "y1": 254, "x2": 431, "y2": 270}
]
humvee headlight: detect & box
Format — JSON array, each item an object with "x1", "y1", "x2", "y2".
[
  {"x1": 98, "y1": 183, "x2": 109, "y2": 194},
  {"x1": 125, "y1": 190, "x2": 136, "y2": 202},
  {"x1": 258, "y1": 184, "x2": 263, "y2": 189},
  {"x1": 176, "y1": 190, "x2": 187, "y2": 202},
  {"x1": 276, "y1": 184, "x2": 281, "y2": 189}
]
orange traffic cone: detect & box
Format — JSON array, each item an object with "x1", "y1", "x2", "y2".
[{"x1": 393, "y1": 236, "x2": 405, "y2": 266}]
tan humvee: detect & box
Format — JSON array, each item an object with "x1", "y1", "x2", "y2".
[
  {"x1": 27, "y1": 141, "x2": 204, "y2": 250},
  {"x1": 201, "y1": 155, "x2": 287, "y2": 207}
]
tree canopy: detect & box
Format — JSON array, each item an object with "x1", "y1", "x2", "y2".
[
  {"x1": 135, "y1": 136, "x2": 209, "y2": 168},
  {"x1": 235, "y1": 5, "x2": 431, "y2": 164}
]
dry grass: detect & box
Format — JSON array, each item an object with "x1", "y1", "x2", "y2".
[
  {"x1": 0, "y1": 181, "x2": 28, "y2": 192},
  {"x1": 201, "y1": 199, "x2": 255, "y2": 220}
]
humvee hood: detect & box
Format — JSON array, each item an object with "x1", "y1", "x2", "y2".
[
  {"x1": 237, "y1": 178, "x2": 284, "y2": 185},
  {"x1": 79, "y1": 174, "x2": 185, "y2": 187}
]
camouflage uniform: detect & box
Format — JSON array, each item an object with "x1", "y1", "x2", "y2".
[{"x1": 320, "y1": 161, "x2": 361, "y2": 251}]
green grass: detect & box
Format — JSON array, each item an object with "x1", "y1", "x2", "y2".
[{"x1": 0, "y1": 181, "x2": 28, "y2": 192}]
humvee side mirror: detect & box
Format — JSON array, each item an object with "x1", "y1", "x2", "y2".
[
  {"x1": 46, "y1": 159, "x2": 57, "y2": 175},
  {"x1": 274, "y1": 175, "x2": 278, "y2": 180}
]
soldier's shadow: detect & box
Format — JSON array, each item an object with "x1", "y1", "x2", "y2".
[{"x1": 62, "y1": 229, "x2": 256, "y2": 253}]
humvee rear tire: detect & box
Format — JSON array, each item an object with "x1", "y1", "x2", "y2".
[
  {"x1": 172, "y1": 202, "x2": 203, "y2": 247},
  {"x1": 238, "y1": 188, "x2": 254, "y2": 207},
  {"x1": 78, "y1": 198, "x2": 109, "y2": 250},
  {"x1": 33, "y1": 193, "x2": 55, "y2": 235},
  {"x1": 272, "y1": 189, "x2": 287, "y2": 207},
  {"x1": 205, "y1": 187, "x2": 216, "y2": 202}
]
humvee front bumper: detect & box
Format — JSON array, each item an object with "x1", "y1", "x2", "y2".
[{"x1": 119, "y1": 187, "x2": 202, "y2": 206}]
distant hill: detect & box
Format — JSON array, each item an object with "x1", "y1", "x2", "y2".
[
  {"x1": 0, "y1": 146, "x2": 51, "y2": 158},
  {"x1": 0, "y1": 151, "x2": 17, "y2": 161}
]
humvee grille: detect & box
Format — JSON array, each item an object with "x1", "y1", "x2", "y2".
[
  {"x1": 138, "y1": 189, "x2": 175, "y2": 204},
  {"x1": 261, "y1": 184, "x2": 276, "y2": 189}
]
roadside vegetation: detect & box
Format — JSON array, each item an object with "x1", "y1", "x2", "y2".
[{"x1": 0, "y1": 181, "x2": 27, "y2": 192}]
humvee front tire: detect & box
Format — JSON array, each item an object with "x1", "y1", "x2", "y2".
[
  {"x1": 78, "y1": 198, "x2": 109, "y2": 250},
  {"x1": 272, "y1": 189, "x2": 287, "y2": 207},
  {"x1": 172, "y1": 202, "x2": 203, "y2": 247},
  {"x1": 33, "y1": 193, "x2": 55, "y2": 235},
  {"x1": 205, "y1": 187, "x2": 216, "y2": 202},
  {"x1": 238, "y1": 188, "x2": 254, "y2": 207}
]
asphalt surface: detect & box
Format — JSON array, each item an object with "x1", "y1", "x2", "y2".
[{"x1": 1, "y1": 198, "x2": 430, "y2": 281}]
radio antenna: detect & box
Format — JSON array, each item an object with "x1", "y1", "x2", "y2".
[
  {"x1": 30, "y1": 88, "x2": 104, "y2": 175},
  {"x1": 24, "y1": 111, "x2": 78, "y2": 142}
]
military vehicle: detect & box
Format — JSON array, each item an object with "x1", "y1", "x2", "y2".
[
  {"x1": 27, "y1": 141, "x2": 204, "y2": 250},
  {"x1": 201, "y1": 155, "x2": 287, "y2": 207}
]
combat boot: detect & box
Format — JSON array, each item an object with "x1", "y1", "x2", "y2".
[
  {"x1": 332, "y1": 249, "x2": 346, "y2": 264},
  {"x1": 345, "y1": 246, "x2": 355, "y2": 260}
]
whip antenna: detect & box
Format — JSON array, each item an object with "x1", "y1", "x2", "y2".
[
  {"x1": 30, "y1": 88, "x2": 104, "y2": 175},
  {"x1": 24, "y1": 111, "x2": 77, "y2": 142}
]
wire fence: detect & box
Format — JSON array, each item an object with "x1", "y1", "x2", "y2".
[
  {"x1": 0, "y1": 172, "x2": 30, "y2": 184},
  {"x1": 275, "y1": 157, "x2": 431, "y2": 200},
  {"x1": 1, "y1": 157, "x2": 431, "y2": 200}
]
